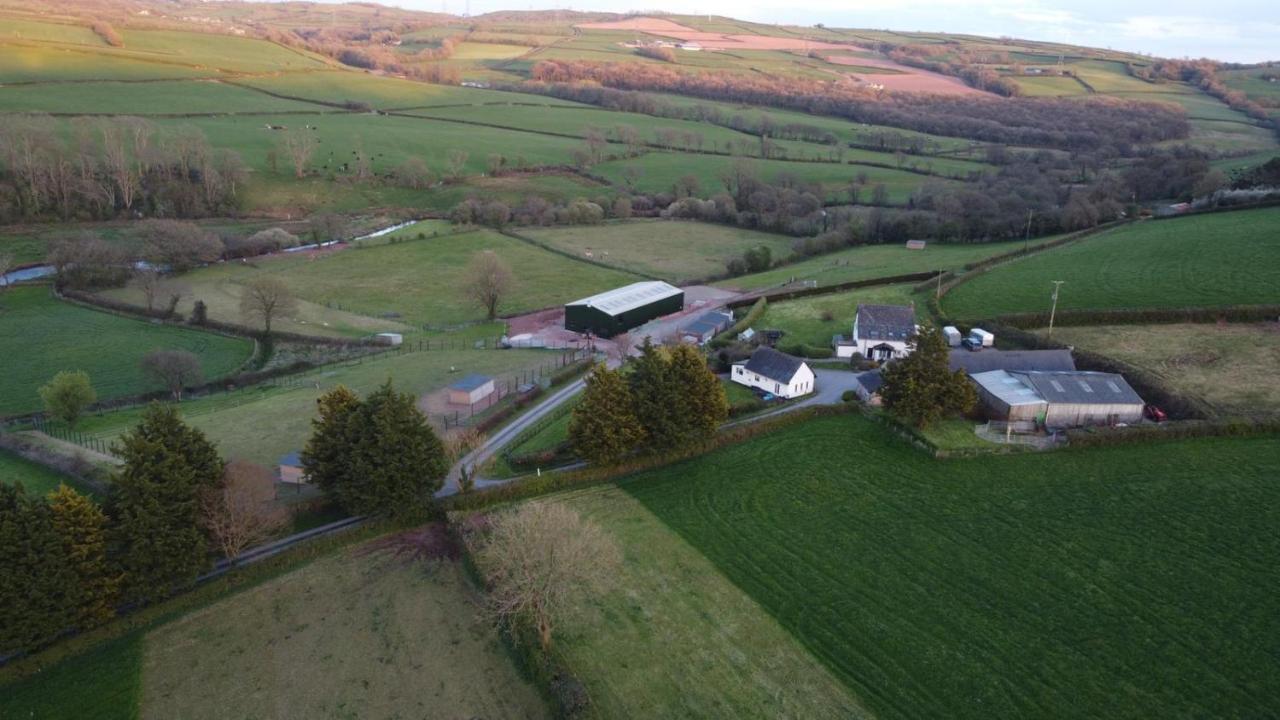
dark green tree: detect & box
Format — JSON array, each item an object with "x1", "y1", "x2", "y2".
[
  {"x1": 628, "y1": 339, "x2": 683, "y2": 452},
  {"x1": 569, "y1": 364, "x2": 645, "y2": 465},
  {"x1": 108, "y1": 403, "x2": 223, "y2": 606},
  {"x1": 321, "y1": 381, "x2": 448, "y2": 518},
  {"x1": 880, "y1": 324, "x2": 977, "y2": 428},
  {"x1": 48, "y1": 484, "x2": 118, "y2": 629},
  {"x1": 668, "y1": 344, "x2": 729, "y2": 443},
  {"x1": 300, "y1": 385, "x2": 361, "y2": 496},
  {"x1": 0, "y1": 483, "x2": 78, "y2": 652}
]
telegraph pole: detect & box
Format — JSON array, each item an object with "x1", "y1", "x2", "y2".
[
  {"x1": 1023, "y1": 208, "x2": 1033, "y2": 253},
  {"x1": 1047, "y1": 280, "x2": 1065, "y2": 337}
]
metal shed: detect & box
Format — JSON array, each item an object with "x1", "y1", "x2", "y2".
[
  {"x1": 448, "y1": 374, "x2": 495, "y2": 406},
  {"x1": 564, "y1": 281, "x2": 684, "y2": 338},
  {"x1": 970, "y1": 370, "x2": 1144, "y2": 428}
]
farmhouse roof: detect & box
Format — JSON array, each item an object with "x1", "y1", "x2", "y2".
[
  {"x1": 449, "y1": 374, "x2": 493, "y2": 392},
  {"x1": 948, "y1": 349, "x2": 1077, "y2": 374},
  {"x1": 1018, "y1": 371, "x2": 1143, "y2": 405},
  {"x1": 566, "y1": 281, "x2": 682, "y2": 317},
  {"x1": 279, "y1": 451, "x2": 302, "y2": 468},
  {"x1": 742, "y1": 347, "x2": 807, "y2": 384},
  {"x1": 855, "y1": 304, "x2": 915, "y2": 341}
]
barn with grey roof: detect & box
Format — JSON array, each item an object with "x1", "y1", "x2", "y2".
[
  {"x1": 564, "y1": 281, "x2": 683, "y2": 338},
  {"x1": 969, "y1": 370, "x2": 1144, "y2": 428}
]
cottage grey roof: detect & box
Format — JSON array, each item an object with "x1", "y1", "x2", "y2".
[
  {"x1": 1018, "y1": 371, "x2": 1144, "y2": 405},
  {"x1": 279, "y1": 451, "x2": 302, "y2": 467},
  {"x1": 449, "y1": 373, "x2": 493, "y2": 392},
  {"x1": 742, "y1": 347, "x2": 807, "y2": 384},
  {"x1": 855, "y1": 304, "x2": 916, "y2": 341},
  {"x1": 565, "y1": 281, "x2": 682, "y2": 317},
  {"x1": 948, "y1": 349, "x2": 1077, "y2": 375}
]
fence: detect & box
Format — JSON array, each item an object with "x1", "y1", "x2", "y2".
[
  {"x1": 28, "y1": 417, "x2": 115, "y2": 456},
  {"x1": 434, "y1": 348, "x2": 591, "y2": 430}
]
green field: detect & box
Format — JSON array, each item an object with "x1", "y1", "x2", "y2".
[
  {"x1": 717, "y1": 234, "x2": 1067, "y2": 290},
  {"x1": 0, "y1": 79, "x2": 320, "y2": 114},
  {"x1": 522, "y1": 219, "x2": 797, "y2": 282},
  {"x1": 614, "y1": 412, "x2": 1280, "y2": 719},
  {"x1": 0, "y1": 449, "x2": 77, "y2": 496},
  {"x1": 1013, "y1": 74, "x2": 1089, "y2": 97},
  {"x1": 755, "y1": 283, "x2": 920, "y2": 349},
  {"x1": 101, "y1": 228, "x2": 640, "y2": 330},
  {"x1": 70, "y1": 347, "x2": 560, "y2": 466},
  {"x1": 530, "y1": 486, "x2": 868, "y2": 717},
  {"x1": 0, "y1": 285, "x2": 254, "y2": 416},
  {"x1": 0, "y1": 44, "x2": 216, "y2": 82},
  {"x1": 0, "y1": 536, "x2": 547, "y2": 720},
  {"x1": 1042, "y1": 323, "x2": 1280, "y2": 418},
  {"x1": 234, "y1": 71, "x2": 581, "y2": 110},
  {"x1": 943, "y1": 208, "x2": 1280, "y2": 319},
  {"x1": 593, "y1": 153, "x2": 944, "y2": 204}
]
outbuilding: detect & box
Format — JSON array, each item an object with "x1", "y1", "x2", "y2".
[
  {"x1": 680, "y1": 310, "x2": 734, "y2": 345},
  {"x1": 564, "y1": 281, "x2": 684, "y2": 338},
  {"x1": 731, "y1": 347, "x2": 815, "y2": 399},
  {"x1": 278, "y1": 452, "x2": 306, "y2": 484},
  {"x1": 969, "y1": 370, "x2": 1144, "y2": 429},
  {"x1": 448, "y1": 374, "x2": 495, "y2": 406},
  {"x1": 375, "y1": 332, "x2": 403, "y2": 346}
]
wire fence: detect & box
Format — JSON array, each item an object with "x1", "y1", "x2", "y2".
[{"x1": 28, "y1": 417, "x2": 115, "y2": 456}]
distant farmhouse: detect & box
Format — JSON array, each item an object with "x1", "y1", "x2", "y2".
[
  {"x1": 564, "y1": 281, "x2": 684, "y2": 338},
  {"x1": 969, "y1": 370, "x2": 1144, "y2": 429},
  {"x1": 732, "y1": 347, "x2": 815, "y2": 399},
  {"x1": 834, "y1": 304, "x2": 917, "y2": 361},
  {"x1": 680, "y1": 310, "x2": 734, "y2": 345}
]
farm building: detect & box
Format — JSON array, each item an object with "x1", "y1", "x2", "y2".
[
  {"x1": 853, "y1": 371, "x2": 885, "y2": 406},
  {"x1": 970, "y1": 370, "x2": 1144, "y2": 429},
  {"x1": 833, "y1": 304, "x2": 917, "y2": 361},
  {"x1": 680, "y1": 310, "x2": 734, "y2": 345},
  {"x1": 278, "y1": 452, "x2": 306, "y2": 484},
  {"x1": 375, "y1": 332, "x2": 403, "y2": 346},
  {"x1": 948, "y1": 349, "x2": 1076, "y2": 375},
  {"x1": 731, "y1": 347, "x2": 815, "y2": 399},
  {"x1": 448, "y1": 374, "x2": 495, "y2": 406},
  {"x1": 564, "y1": 281, "x2": 684, "y2": 338}
]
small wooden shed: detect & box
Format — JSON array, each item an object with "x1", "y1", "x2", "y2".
[
  {"x1": 448, "y1": 374, "x2": 495, "y2": 406},
  {"x1": 278, "y1": 452, "x2": 306, "y2": 484}
]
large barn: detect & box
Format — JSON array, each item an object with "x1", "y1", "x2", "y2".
[
  {"x1": 970, "y1": 370, "x2": 1144, "y2": 429},
  {"x1": 564, "y1": 281, "x2": 684, "y2": 338}
]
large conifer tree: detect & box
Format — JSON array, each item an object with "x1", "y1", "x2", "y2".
[
  {"x1": 628, "y1": 339, "x2": 684, "y2": 452},
  {"x1": 48, "y1": 484, "x2": 118, "y2": 628},
  {"x1": 0, "y1": 484, "x2": 78, "y2": 652},
  {"x1": 108, "y1": 403, "x2": 223, "y2": 605},
  {"x1": 881, "y1": 324, "x2": 977, "y2": 428},
  {"x1": 569, "y1": 363, "x2": 645, "y2": 465},
  {"x1": 668, "y1": 344, "x2": 729, "y2": 443},
  {"x1": 301, "y1": 385, "x2": 360, "y2": 495}
]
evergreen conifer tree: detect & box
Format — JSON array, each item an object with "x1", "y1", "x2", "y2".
[
  {"x1": 569, "y1": 363, "x2": 645, "y2": 465},
  {"x1": 881, "y1": 324, "x2": 978, "y2": 428},
  {"x1": 301, "y1": 385, "x2": 361, "y2": 495},
  {"x1": 668, "y1": 344, "x2": 729, "y2": 443},
  {"x1": 48, "y1": 484, "x2": 118, "y2": 628},
  {"x1": 334, "y1": 381, "x2": 448, "y2": 517},
  {"x1": 628, "y1": 339, "x2": 683, "y2": 451},
  {"x1": 0, "y1": 484, "x2": 78, "y2": 652},
  {"x1": 108, "y1": 403, "x2": 223, "y2": 605}
]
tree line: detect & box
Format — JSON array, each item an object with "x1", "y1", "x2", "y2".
[{"x1": 0, "y1": 115, "x2": 246, "y2": 224}]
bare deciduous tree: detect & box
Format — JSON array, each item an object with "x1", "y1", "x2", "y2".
[
  {"x1": 279, "y1": 127, "x2": 315, "y2": 179},
  {"x1": 141, "y1": 349, "x2": 203, "y2": 401},
  {"x1": 138, "y1": 219, "x2": 224, "y2": 272},
  {"x1": 201, "y1": 460, "x2": 288, "y2": 560},
  {"x1": 239, "y1": 275, "x2": 298, "y2": 335},
  {"x1": 446, "y1": 149, "x2": 468, "y2": 180},
  {"x1": 464, "y1": 250, "x2": 514, "y2": 321},
  {"x1": 472, "y1": 503, "x2": 621, "y2": 651},
  {"x1": 394, "y1": 156, "x2": 432, "y2": 189}
]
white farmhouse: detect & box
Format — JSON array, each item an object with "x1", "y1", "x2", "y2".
[
  {"x1": 731, "y1": 347, "x2": 815, "y2": 399},
  {"x1": 833, "y1": 304, "x2": 917, "y2": 361}
]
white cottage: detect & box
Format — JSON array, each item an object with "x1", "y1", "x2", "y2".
[
  {"x1": 833, "y1": 304, "x2": 917, "y2": 361},
  {"x1": 731, "y1": 347, "x2": 815, "y2": 399}
]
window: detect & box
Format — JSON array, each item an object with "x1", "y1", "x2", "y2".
[
  {"x1": 1106, "y1": 381, "x2": 1121, "y2": 393},
  {"x1": 1049, "y1": 380, "x2": 1065, "y2": 393},
  {"x1": 1079, "y1": 381, "x2": 1093, "y2": 393}
]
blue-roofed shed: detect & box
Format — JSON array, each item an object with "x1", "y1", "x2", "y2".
[
  {"x1": 448, "y1": 373, "x2": 495, "y2": 405},
  {"x1": 279, "y1": 451, "x2": 306, "y2": 484}
]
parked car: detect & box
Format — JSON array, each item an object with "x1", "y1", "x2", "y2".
[{"x1": 1144, "y1": 405, "x2": 1167, "y2": 422}]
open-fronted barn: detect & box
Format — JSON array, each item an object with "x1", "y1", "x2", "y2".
[{"x1": 564, "y1": 281, "x2": 684, "y2": 338}]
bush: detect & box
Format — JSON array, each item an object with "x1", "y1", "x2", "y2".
[
  {"x1": 779, "y1": 342, "x2": 833, "y2": 359},
  {"x1": 841, "y1": 389, "x2": 858, "y2": 402}
]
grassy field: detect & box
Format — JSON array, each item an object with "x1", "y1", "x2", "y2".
[
  {"x1": 101, "y1": 229, "x2": 639, "y2": 330},
  {"x1": 234, "y1": 71, "x2": 581, "y2": 110},
  {"x1": 1013, "y1": 75, "x2": 1089, "y2": 97},
  {"x1": 617, "y1": 412, "x2": 1280, "y2": 719},
  {"x1": 943, "y1": 208, "x2": 1280, "y2": 319},
  {"x1": 535, "y1": 487, "x2": 869, "y2": 718},
  {"x1": 1042, "y1": 323, "x2": 1280, "y2": 418},
  {"x1": 141, "y1": 544, "x2": 546, "y2": 719},
  {"x1": 0, "y1": 448, "x2": 78, "y2": 496},
  {"x1": 0, "y1": 79, "x2": 319, "y2": 114},
  {"x1": 755, "y1": 283, "x2": 920, "y2": 349},
  {"x1": 71, "y1": 347, "x2": 560, "y2": 466},
  {"x1": 522, "y1": 219, "x2": 797, "y2": 282},
  {"x1": 0, "y1": 534, "x2": 546, "y2": 720},
  {"x1": 0, "y1": 44, "x2": 215, "y2": 82},
  {"x1": 0, "y1": 285, "x2": 254, "y2": 417},
  {"x1": 593, "y1": 153, "x2": 945, "y2": 204},
  {"x1": 717, "y1": 234, "x2": 1067, "y2": 290}
]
